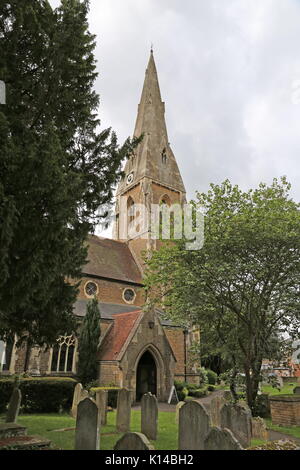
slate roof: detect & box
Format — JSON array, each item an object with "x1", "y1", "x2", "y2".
[
  {"x1": 99, "y1": 310, "x2": 142, "y2": 361},
  {"x1": 73, "y1": 300, "x2": 142, "y2": 319},
  {"x1": 83, "y1": 235, "x2": 143, "y2": 285}
]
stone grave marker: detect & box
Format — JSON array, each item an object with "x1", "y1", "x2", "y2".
[
  {"x1": 178, "y1": 400, "x2": 210, "y2": 450},
  {"x1": 6, "y1": 388, "x2": 22, "y2": 423},
  {"x1": 114, "y1": 432, "x2": 154, "y2": 450},
  {"x1": 293, "y1": 386, "x2": 300, "y2": 395},
  {"x1": 71, "y1": 383, "x2": 89, "y2": 419},
  {"x1": 210, "y1": 394, "x2": 226, "y2": 427},
  {"x1": 95, "y1": 390, "x2": 108, "y2": 425},
  {"x1": 75, "y1": 397, "x2": 100, "y2": 450},
  {"x1": 116, "y1": 388, "x2": 131, "y2": 433},
  {"x1": 251, "y1": 417, "x2": 268, "y2": 441},
  {"x1": 220, "y1": 402, "x2": 252, "y2": 448},
  {"x1": 175, "y1": 401, "x2": 185, "y2": 424},
  {"x1": 141, "y1": 392, "x2": 158, "y2": 440},
  {"x1": 204, "y1": 426, "x2": 243, "y2": 450}
]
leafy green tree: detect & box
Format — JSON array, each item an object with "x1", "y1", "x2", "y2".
[
  {"x1": 145, "y1": 178, "x2": 300, "y2": 410},
  {"x1": 77, "y1": 297, "x2": 101, "y2": 386},
  {"x1": 0, "y1": 0, "x2": 135, "y2": 344}
]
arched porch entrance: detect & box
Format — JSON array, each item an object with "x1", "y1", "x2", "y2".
[{"x1": 136, "y1": 350, "x2": 157, "y2": 401}]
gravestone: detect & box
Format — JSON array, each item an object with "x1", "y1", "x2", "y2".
[
  {"x1": 293, "y1": 386, "x2": 300, "y2": 395},
  {"x1": 141, "y1": 393, "x2": 158, "y2": 440},
  {"x1": 251, "y1": 417, "x2": 268, "y2": 440},
  {"x1": 223, "y1": 390, "x2": 233, "y2": 402},
  {"x1": 210, "y1": 395, "x2": 226, "y2": 427},
  {"x1": 71, "y1": 383, "x2": 89, "y2": 419},
  {"x1": 95, "y1": 390, "x2": 108, "y2": 425},
  {"x1": 220, "y1": 403, "x2": 252, "y2": 448},
  {"x1": 6, "y1": 388, "x2": 22, "y2": 423},
  {"x1": 114, "y1": 432, "x2": 154, "y2": 450},
  {"x1": 178, "y1": 401, "x2": 210, "y2": 450},
  {"x1": 204, "y1": 426, "x2": 242, "y2": 450},
  {"x1": 116, "y1": 388, "x2": 131, "y2": 432},
  {"x1": 175, "y1": 401, "x2": 185, "y2": 424},
  {"x1": 75, "y1": 398, "x2": 100, "y2": 450}
]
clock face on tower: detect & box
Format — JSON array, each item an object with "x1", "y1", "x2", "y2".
[{"x1": 126, "y1": 173, "x2": 134, "y2": 185}]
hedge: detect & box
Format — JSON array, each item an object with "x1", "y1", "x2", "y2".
[{"x1": 0, "y1": 377, "x2": 77, "y2": 414}]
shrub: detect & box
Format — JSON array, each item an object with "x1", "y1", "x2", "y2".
[
  {"x1": 252, "y1": 393, "x2": 271, "y2": 418},
  {"x1": 199, "y1": 367, "x2": 208, "y2": 386},
  {"x1": 206, "y1": 369, "x2": 218, "y2": 385},
  {"x1": 188, "y1": 386, "x2": 208, "y2": 398},
  {"x1": 174, "y1": 381, "x2": 188, "y2": 392},
  {"x1": 207, "y1": 384, "x2": 216, "y2": 392},
  {"x1": 184, "y1": 396, "x2": 195, "y2": 402},
  {"x1": 0, "y1": 377, "x2": 76, "y2": 413}
]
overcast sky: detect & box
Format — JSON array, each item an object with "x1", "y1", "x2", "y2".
[{"x1": 50, "y1": 0, "x2": 300, "y2": 234}]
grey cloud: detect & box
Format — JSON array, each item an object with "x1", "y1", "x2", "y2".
[{"x1": 50, "y1": 0, "x2": 300, "y2": 209}]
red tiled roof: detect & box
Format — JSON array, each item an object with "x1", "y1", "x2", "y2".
[
  {"x1": 83, "y1": 235, "x2": 143, "y2": 285},
  {"x1": 99, "y1": 310, "x2": 142, "y2": 361}
]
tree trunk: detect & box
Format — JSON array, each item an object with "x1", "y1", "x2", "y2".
[{"x1": 244, "y1": 360, "x2": 262, "y2": 411}]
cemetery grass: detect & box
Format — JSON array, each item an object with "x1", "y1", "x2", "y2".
[
  {"x1": 1, "y1": 410, "x2": 178, "y2": 450},
  {"x1": 265, "y1": 419, "x2": 300, "y2": 440},
  {"x1": 261, "y1": 382, "x2": 297, "y2": 395}
]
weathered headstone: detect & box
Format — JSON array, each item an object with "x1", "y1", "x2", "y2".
[
  {"x1": 204, "y1": 426, "x2": 243, "y2": 450},
  {"x1": 178, "y1": 401, "x2": 210, "y2": 450},
  {"x1": 75, "y1": 398, "x2": 100, "y2": 450},
  {"x1": 210, "y1": 395, "x2": 226, "y2": 427},
  {"x1": 175, "y1": 401, "x2": 185, "y2": 424},
  {"x1": 114, "y1": 432, "x2": 154, "y2": 450},
  {"x1": 220, "y1": 403, "x2": 252, "y2": 448},
  {"x1": 223, "y1": 390, "x2": 233, "y2": 402},
  {"x1": 141, "y1": 393, "x2": 158, "y2": 440},
  {"x1": 71, "y1": 383, "x2": 89, "y2": 419},
  {"x1": 6, "y1": 388, "x2": 22, "y2": 423},
  {"x1": 293, "y1": 386, "x2": 300, "y2": 395},
  {"x1": 95, "y1": 390, "x2": 108, "y2": 425},
  {"x1": 116, "y1": 388, "x2": 131, "y2": 432},
  {"x1": 251, "y1": 417, "x2": 268, "y2": 441}
]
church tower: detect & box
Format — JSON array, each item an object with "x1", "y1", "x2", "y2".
[{"x1": 114, "y1": 50, "x2": 186, "y2": 268}]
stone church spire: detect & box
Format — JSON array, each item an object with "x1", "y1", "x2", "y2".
[
  {"x1": 116, "y1": 51, "x2": 186, "y2": 196},
  {"x1": 114, "y1": 51, "x2": 186, "y2": 266}
]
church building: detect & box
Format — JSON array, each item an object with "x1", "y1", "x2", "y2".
[{"x1": 0, "y1": 51, "x2": 200, "y2": 401}]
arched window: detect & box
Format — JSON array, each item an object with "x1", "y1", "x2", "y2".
[
  {"x1": 51, "y1": 334, "x2": 76, "y2": 373},
  {"x1": 0, "y1": 337, "x2": 14, "y2": 373}
]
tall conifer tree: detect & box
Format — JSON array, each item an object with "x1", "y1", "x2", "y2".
[
  {"x1": 77, "y1": 298, "x2": 101, "y2": 386},
  {"x1": 0, "y1": 1, "x2": 135, "y2": 344}
]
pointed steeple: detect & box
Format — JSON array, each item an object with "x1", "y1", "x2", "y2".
[{"x1": 116, "y1": 51, "x2": 186, "y2": 195}]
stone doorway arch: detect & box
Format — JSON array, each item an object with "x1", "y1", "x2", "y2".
[{"x1": 136, "y1": 350, "x2": 157, "y2": 401}]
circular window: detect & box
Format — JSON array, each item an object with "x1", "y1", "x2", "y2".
[
  {"x1": 84, "y1": 281, "x2": 98, "y2": 298},
  {"x1": 123, "y1": 288, "x2": 136, "y2": 304}
]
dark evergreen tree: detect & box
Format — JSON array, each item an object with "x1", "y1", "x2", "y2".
[
  {"x1": 77, "y1": 297, "x2": 101, "y2": 386},
  {"x1": 0, "y1": 0, "x2": 135, "y2": 344}
]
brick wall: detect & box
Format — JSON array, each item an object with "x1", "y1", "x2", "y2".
[
  {"x1": 270, "y1": 395, "x2": 300, "y2": 426},
  {"x1": 77, "y1": 276, "x2": 144, "y2": 307}
]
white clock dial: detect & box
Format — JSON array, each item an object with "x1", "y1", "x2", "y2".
[{"x1": 126, "y1": 173, "x2": 134, "y2": 185}]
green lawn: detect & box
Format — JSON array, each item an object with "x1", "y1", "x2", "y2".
[
  {"x1": 261, "y1": 382, "x2": 297, "y2": 396},
  {"x1": 1, "y1": 410, "x2": 178, "y2": 450},
  {"x1": 266, "y1": 419, "x2": 300, "y2": 440}
]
